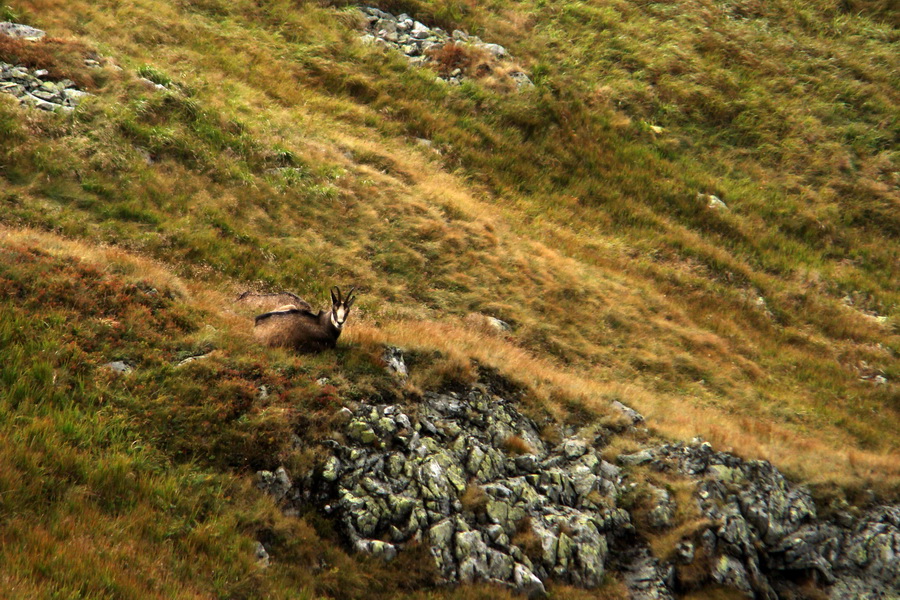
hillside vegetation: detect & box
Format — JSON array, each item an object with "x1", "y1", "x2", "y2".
[{"x1": 0, "y1": 0, "x2": 897, "y2": 597}]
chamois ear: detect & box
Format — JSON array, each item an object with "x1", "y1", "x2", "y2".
[
  {"x1": 345, "y1": 287, "x2": 356, "y2": 309},
  {"x1": 331, "y1": 286, "x2": 341, "y2": 306}
]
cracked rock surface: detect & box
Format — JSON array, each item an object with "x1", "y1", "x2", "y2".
[
  {"x1": 651, "y1": 440, "x2": 900, "y2": 599},
  {"x1": 311, "y1": 386, "x2": 631, "y2": 596}
]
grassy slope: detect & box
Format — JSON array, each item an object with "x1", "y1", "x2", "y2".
[{"x1": 0, "y1": 0, "x2": 897, "y2": 597}]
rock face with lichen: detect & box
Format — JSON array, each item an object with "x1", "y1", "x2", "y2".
[
  {"x1": 311, "y1": 386, "x2": 631, "y2": 597},
  {"x1": 256, "y1": 362, "x2": 899, "y2": 599},
  {"x1": 650, "y1": 441, "x2": 900, "y2": 599}
]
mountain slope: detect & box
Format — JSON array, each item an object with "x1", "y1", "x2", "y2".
[{"x1": 0, "y1": 0, "x2": 897, "y2": 597}]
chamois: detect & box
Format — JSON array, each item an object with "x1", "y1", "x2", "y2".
[{"x1": 252, "y1": 286, "x2": 356, "y2": 352}]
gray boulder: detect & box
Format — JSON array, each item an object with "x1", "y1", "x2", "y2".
[{"x1": 0, "y1": 22, "x2": 45, "y2": 40}]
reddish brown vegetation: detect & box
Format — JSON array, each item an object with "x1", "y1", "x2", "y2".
[
  {"x1": 0, "y1": 37, "x2": 101, "y2": 89},
  {"x1": 427, "y1": 42, "x2": 473, "y2": 76}
]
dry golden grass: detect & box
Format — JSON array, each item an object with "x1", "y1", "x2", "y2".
[
  {"x1": 460, "y1": 483, "x2": 489, "y2": 514},
  {"x1": 502, "y1": 435, "x2": 535, "y2": 456},
  {"x1": 350, "y1": 318, "x2": 900, "y2": 494},
  {"x1": 0, "y1": 0, "x2": 897, "y2": 590}
]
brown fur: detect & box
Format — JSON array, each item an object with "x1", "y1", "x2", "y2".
[{"x1": 251, "y1": 287, "x2": 356, "y2": 353}]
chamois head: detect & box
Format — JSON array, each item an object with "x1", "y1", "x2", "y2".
[{"x1": 329, "y1": 286, "x2": 356, "y2": 330}]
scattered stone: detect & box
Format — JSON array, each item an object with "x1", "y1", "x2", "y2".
[
  {"x1": 485, "y1": 316, "x2": 512, "y2": 332},
  {"x1": 1, "y1": 61, "x2": 90, "y2": 112},
  {"x1": 176, "y1": 352, "x2": 212, "y2": 367},
  {"x1": 509, "y1": 71, "x2": 535, "y2": 89},
  {"x1": 359, "y1": 7, "x2": 532, "y2": 90},
  {"x1": 137, "y1": 77, "x2": 166, "y2": 91},
  {"x1": 0, "y1": 22, "x2": 45, "y2": 41},
  {"x1": 103, "y1": 361, "x2": 133, "y2": 374},
  {"x1": 254, "y1": 542, "x2": 270, "y2": 568},
  {"x1": 481, "y1": 43, "x2": 507, "y2": 59},
  {"x1": 611, "y1": 400, "x2": 644, "y2": 425},
  {"x1": 698, "y1": 192, "x2": 728, "y2": 210},
  {"x1": 617, "y1": 450, "x2": 654, "y2": 466},
  {"x1": 383, "y1": 346, "x2": 408, "y2": 377}
]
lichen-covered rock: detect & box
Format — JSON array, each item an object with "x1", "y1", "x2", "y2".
[
  {"x1": 252, "y1": 377, "x2": 899, "y2": 600},
  {"x1": 652, "y1": 439, "x2": 900, "y2": 599},
  {"x1": 256, "y1": 466, "x2": 293, "y2": 503},
  {"x1": 303, "y1": 385, "x2": 628, "y2": 593},
  {"x1": 620, "y1": 547, "x2": 675, "y2": 600},
  {"x1": 1, "y1": 61, "x2": 91, "y2": 112}
]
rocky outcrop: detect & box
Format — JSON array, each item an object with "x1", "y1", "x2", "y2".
[
  {"x1": 359, "y1": 7, "x2": 533, "y2": 89},
  {"x1": 650, "y1": 440, "x2": 900, "y2": 599},
  {"x1": 0, "y1": 62, "x2": 89, "y2": 112},
  {"x1": 255, "y1": 365, "x2": 898, "y2": 599},
  {"x1": 310, "y1": 387, "x2": 632, "y2": 596}
]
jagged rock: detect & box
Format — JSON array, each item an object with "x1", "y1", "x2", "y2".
[
  {"x1": 383, "y1": 346, "x2": 408, "y2": 377},
  {"x1": 514, "y1": 563, "x2": 547, "y2": 598},
  {"x1": 647, "y1": 485, "x2": 675, "y2": 529},
  {"x1": 618, "y1": 449, "x2": 654, "y2": 466},
  {"x1": 698, "y1": 192, "x2": 728, "y2": 210},
  {"x1": 675, "y1": 540, "x2": 695, "y2": 564},
  {"x1": 653, "y1": 440, "x2": 900, "y2": 599},
  {"x1": 255, "y1": 542, "x2": 270, "y2": 568},
  {"x1": 257, "y1": 466, "x2": 292, "y2": 502},
  {"x1": 0, "y1": 22, "x2": 45, "y2": 40},
  {"x1": 611, "y1": 400, "x2": 645, "y2": 425},
  {"x1": 355, "y1": 538, "x2": 399, "y2": 561},
  {"x1": 621, "y1": 547, "x2": 675, "y2": 600},
  {"x1": 261, "y1": 374, "x2": 899, "y2": 600},
  {"x1": 301, "y1": 383, "x2": 629, "y2": 593}
]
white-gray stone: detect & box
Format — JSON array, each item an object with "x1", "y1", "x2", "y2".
[{"x1": 0, "y1": 22, "x2": 46, "y2": 40}]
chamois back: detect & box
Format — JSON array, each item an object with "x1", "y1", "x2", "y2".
[{"x1": 236, "y1": 291, "x2": 313, "y2": 313}]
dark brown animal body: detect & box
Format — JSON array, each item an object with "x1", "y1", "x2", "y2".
[{"x1": 249, "y1": 287, "x2": 356, "y2": 353}]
